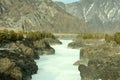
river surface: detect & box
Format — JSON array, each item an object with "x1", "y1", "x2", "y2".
[{"x1": 32, "y1": 40, "x2": 81, "y2": 80}]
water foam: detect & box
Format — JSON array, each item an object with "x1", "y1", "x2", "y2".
[{"x1": 32, "y1": 40, "x2": 81, "y2": 80}]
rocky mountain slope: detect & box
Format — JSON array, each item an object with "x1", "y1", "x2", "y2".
[
  {"x1": 0, "y1": 0, "x2": 86, "y2": 33},
  {"x1": 56, "y1": 0, "x2": 120, "y2": 33}
]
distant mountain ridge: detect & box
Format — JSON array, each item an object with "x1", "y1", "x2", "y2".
[
  {"x1": 0, "y1": 0, "x2": 86, "y2": 33},
  {"x1": 56, "y1": 0, "x2": 120, "y2": 33}
]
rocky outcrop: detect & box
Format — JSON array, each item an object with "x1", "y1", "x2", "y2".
[
  {"x1": 0, "y1": 0, "x2": 86, "y2": 33},
  {"x1": 78, "y1": 41, "x2": 120, "y2": 80},
  {"x1": 43, "y1": 38, "x2": 62, "y2": 45},
  {"x1": 80, "y1": 41, "x2": 119, "y2": 61},
  {"x1": 0, "y1": 58, "x2": 22, "y2": 80},
  {"x1": 0, "y1": 37, "x2": 56, "y2": 80},
  {"x1": 68, "y1": 40, "x2": 87, "y2": 49},
  {"x1": 33, "y1": 40, "x2": 55, "y2": 55},
  {"x1": 1, "y1": 39, "x2": 55, "y2": 56},
  {"x1": 79, "y1": 55, "x2": 120, "y2": 80},
  {"x1": 0, "y1": 49, "x2": 38, "y2": 80},
  {"x1": 68, "y1": 39, "x2": 105, "y2": 49},
  {"x1": 3, "y1": 41, "x2": 34, "y2": 57}
]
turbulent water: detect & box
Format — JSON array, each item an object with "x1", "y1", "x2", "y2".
[{"x1": 32, "y1": 40, "x2": 81, "y2": 80}]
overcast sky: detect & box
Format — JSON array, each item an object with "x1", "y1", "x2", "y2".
[{"x1": 52, "y1": 0, "x2": 80, "y2": 4}]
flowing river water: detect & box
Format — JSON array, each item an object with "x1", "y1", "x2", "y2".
[{"x1": 32, "y1": 40, "x2": 81, "y2": 80}]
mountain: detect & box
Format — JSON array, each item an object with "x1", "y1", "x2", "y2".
[
  {"x1": 0, "y1": 0, "x2": 86, "y2": 33},
  {"x1": 56, "y1": 0, "x2": 120, "y2": 33}
]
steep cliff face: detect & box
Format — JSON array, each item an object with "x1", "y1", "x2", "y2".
[
  {"x1": 56, "y1": 0, "x2": 120, "y2": 33},
  {"x1": 0, "y1": 0, "x2": 86, "y2": 33}
]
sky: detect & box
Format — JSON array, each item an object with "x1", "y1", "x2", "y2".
[{"x1": 52, "y1": 0, "x2": 80, "y2": 4}]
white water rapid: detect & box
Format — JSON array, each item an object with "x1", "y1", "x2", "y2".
[{"x1": 32, "y1": 40, "x2": 81, "y2": 80}]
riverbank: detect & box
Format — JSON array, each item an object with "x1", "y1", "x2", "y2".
[
  {"x1": 76, "y1": 39, "x2": 120, "y2": 79},
  {"x1": 0, "y1": 30, "x2": 60, "y2": 80},
  {"x1": 78, "y1": 41, "x2": 120, "y2": 80},
  {"x1": 54, "y1": 33, "x2": 78, "y2": 39},
  {"x1": 68, "y1": 33, "x2": 120, "y2": 80}
]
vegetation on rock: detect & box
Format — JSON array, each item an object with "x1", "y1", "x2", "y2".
[
  {"x1": 0, "y1": 29, "x2": 57, "y2": 42},
  {"x1": 105, "y1": 34, "x2": 114, "y2": 42},
  {"x1": 105, "y1": 32, "x2": 120, "y2": 44},
  {"x1": 0, "y1": 50, "x2": 38, "y2": 80},
  {"x1": 0, "y1": 29, "x2": 58, "y2": 80},
  {"x1": 76, "y1": 33, "x2": 105, "y2": 39},
  {"x1": 68, "y1": 33, "x2": 105, "y2": 48},
  {"x1": 78, "y1": 32, "x2": 120, "y2": 80}
]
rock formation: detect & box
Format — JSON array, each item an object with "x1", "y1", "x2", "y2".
[
  {"x1": 0, "y1": 30, "x2": 58, "y2": 80},
  {"x1": 68, "y1": 39, "x2": 104, "y2": 49},
  {"x1": 68, "y1": 33, "x2": 105, "y2": 49},
  {"x1": 0, "y1": 58, "x2": 22, "y2": 80},
  {"x1": 0, "y1": 48, "x2": 38, "y2": 80},
  {"x1": 78, "y1": 41, "x2": 120, "y2": 80}
]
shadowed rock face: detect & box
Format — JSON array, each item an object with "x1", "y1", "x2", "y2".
[
  {"x1": 0, "y1": 47, "x2": 38, "y2": 80},
  {"x1": 78, "y1": 64, "x2": 97, "y2": 80},
  {"x1": 0, "y1": 38, "x2": 56, "y2": 80},
  {"x1": 79, "y1": 56, "x2": 120, "y2": 80},
  {"x1": 1, "y1": 39, "x2": 55, "y2": 57},
  {"x1": 0, "y1": 0, "x2": 86, "y2": 33},
  {"x1": 0, "y1": 58, "x2": 22, "y2": 80},
  {"x1": 56, "y1": 0, "x2": 120, "y2": 33},
  {"x1": 33, "y1": 40, "x2": 55, "y2": 55}
]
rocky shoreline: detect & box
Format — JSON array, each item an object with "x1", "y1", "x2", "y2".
[
  {"x1": 68, "y1": 33, "x2": 105, "y2": 49},
  {"x1": 0, "y1": 30, "x2": 61, "y2": 80},
  {"x1": 72, "y1": 41, "x2": 120, "y2": 80},
  {"x1": 69, "y1": 33, "x2": 120, "y2": 80},
  {"x1": 68, "y1": 39, "x2": 105, "y2": 49},
  {"x1": 78, "y1": 41, "x2": 120, "y2": 80}
]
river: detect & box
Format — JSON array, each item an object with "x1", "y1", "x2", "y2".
[{"x1": 32, "y1": 40, "x2": 81, "y2": 80}]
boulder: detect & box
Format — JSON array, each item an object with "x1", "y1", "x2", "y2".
[
  {"x1": 2, "y1": 41, "x2": 35, "y2": 57},
  {"x1": 0, "y1": 58, "x2": 22, "y2": 80},
  {"x1": 78, "y1": 64, "x2": 96, "y2": 80},
  {"x1": 80, "y1": 41, "x2": 120, "y2": 61},
  {"x1": 0, "y1": 49, "x2": 38, "y2": 80},
  {"x1": 43, "y1": 38, "x2": 62, "y2": 45},
  {"x1": 33, "y1": 40, "x2": 55, "y2": 55},
  {"x1": 0, "y1": 40, "x2": 40, "y2": 59}
]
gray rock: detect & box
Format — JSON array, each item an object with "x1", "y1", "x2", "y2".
[{"x1": 56, "y1": 0, "x2": 120, "y2": 33}]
